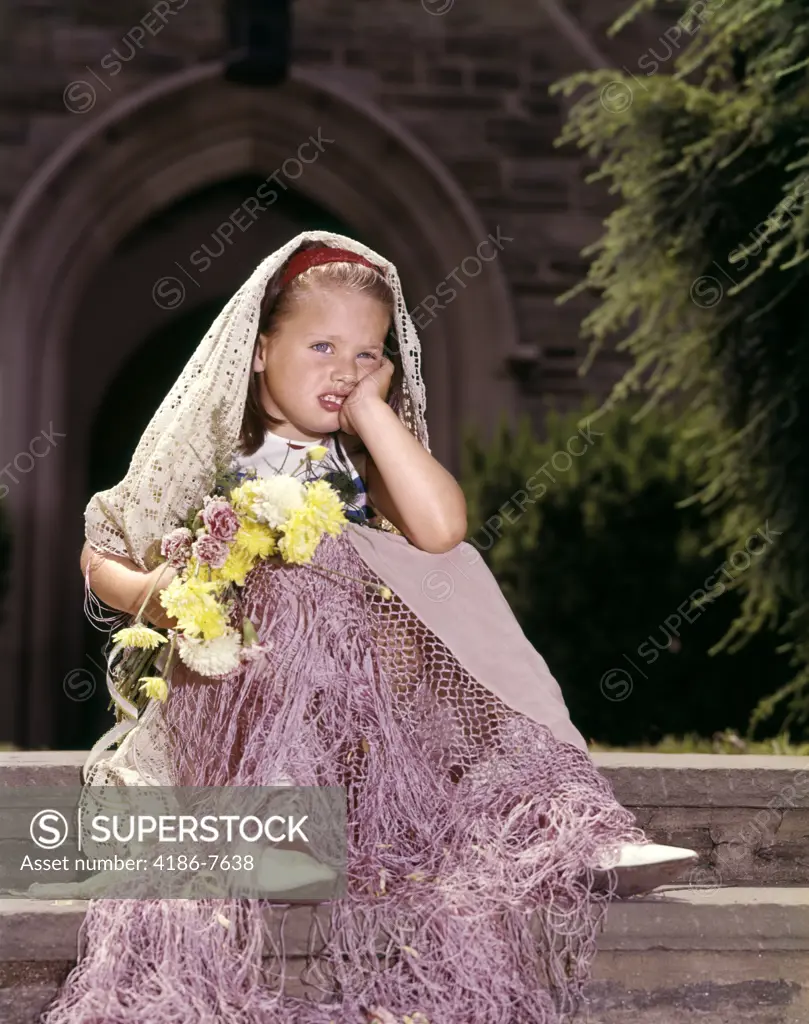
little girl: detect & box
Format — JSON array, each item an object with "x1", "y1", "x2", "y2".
[{"x1": 44, "y1": 233, "x2": 696, "y2": 1024}]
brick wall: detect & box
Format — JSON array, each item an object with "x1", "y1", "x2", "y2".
[{"x1": 0, "y1": 0, "x2": 676, "y2": 420}]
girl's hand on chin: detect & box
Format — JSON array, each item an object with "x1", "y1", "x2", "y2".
[{"x1": 338, "y1": 357, "x2": 395, "y2": 436}]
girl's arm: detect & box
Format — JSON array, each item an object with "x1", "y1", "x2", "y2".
[
  {"x1": 80, "y1": 541, "x2": 178, "y2": 629},
  {"x1": 350, "y1": 399, "x2": 467, "y2": 553}
]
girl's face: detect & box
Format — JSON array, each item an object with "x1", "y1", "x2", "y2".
[{"x1": 254, "y1": 286, "x2": 392, "y2": 441}]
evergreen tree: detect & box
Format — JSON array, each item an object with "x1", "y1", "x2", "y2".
[{"x1": 552, "y1": 0, "x2": 809, "y2": 734}]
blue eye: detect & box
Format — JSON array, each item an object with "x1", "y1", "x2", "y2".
[{"x1": 311, "y1": 342, "x2": 379, "y2": 359}]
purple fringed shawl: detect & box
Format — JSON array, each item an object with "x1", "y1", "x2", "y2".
[{"x1": 41, "y1": 526, "x2": 643, "y2": 1024}]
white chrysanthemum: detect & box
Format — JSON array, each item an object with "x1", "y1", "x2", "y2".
[
  {"x1": 249, "y1": 476, "x2": 306, "y2": 528},
  {"x1": 176, "y1": 631, "x2": 242, "y2": 677}
]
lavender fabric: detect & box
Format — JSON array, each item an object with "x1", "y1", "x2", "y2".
[
  {"x1": 41, "y1": 528, "x2": 642, "y2": 1024},
  {"x1": 345, "y1": 525, "x2": 589, "y2": 753}
]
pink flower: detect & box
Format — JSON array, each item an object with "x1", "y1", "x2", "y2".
[
  {"x1": 160, "y1": 527, "x2": 193, "y2": 569},
  {"x1": 202, "y1": 498, "x2": 240, "y2": 542},
  {"x1": 192, "y1": 532, "x2": 230, "y2": 568}
]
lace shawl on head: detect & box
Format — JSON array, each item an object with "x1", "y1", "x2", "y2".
[{"x1": 84, "y1": 231, "x2": 430, "y2": 570}]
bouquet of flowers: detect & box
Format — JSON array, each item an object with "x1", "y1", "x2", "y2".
[{"x1": 108, "y1": 444, "x2": 388, "y2": 715}]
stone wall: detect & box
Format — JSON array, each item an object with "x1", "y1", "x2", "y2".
[
  {"x1": 0, "y1": 0, "x2": 677, "y2": 420},
  {"x1": 0, "y1": 0, "x2": 683, "y2": 746}
]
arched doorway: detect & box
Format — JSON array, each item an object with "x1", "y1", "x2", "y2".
[{"x1": 0, "y1": 64, "x2": 519, "y2": 747}]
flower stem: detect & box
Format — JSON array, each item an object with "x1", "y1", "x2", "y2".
[
  {"x1": 302, "y1": 561, "x2": 388, "y2": 596},
  {"x1": 163, "y1": 631, "x2": 178, "y2": 681}
]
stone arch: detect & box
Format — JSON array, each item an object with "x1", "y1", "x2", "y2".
[{"x1": 0, "y1": 63, "x2": 519, "y2": 745}]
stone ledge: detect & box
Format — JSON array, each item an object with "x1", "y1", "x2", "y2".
[
  {"x1": 632, "y1": 804, "x2": 809, "y2": 887},
  {"x1": 2, "y1": 886, "x2": 807, "y2": 963},
  {"x1": 586, "y1": 958, "x2": 808, "y2": 1024},
  {"x1": 0, "y1": 751, "x2": 86, "y2": 787},
  {"x1": 6, "y1": 960, "x2": 808, "y2": 1024},
  {"x1": 4, "y1": 753, "x2": 809, "y2": 885},
  {"x1": 599, "y1": 884, "x2": 809, "y2": 951},
  {"x1": 4, "y1": 752, "x2": 809, "y2": 809},
  {"x1": 591, "y1": 752, "x2": 809, "y2": 807}
]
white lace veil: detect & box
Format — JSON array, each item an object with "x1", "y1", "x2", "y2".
[{"x1": 84, "y1": 230, "x2": 431, "y2": 571}]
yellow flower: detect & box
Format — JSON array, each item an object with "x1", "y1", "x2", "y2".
[
  {"x1": 234, "y1": 520, "x2": 277, "y2": 560},
  {"x1": 304, "y1": 479, "x2": 348, "y2": 537},
  {"x1": 229, "y1": 479, "x2": 265, "y2": 515},
  {"x1": 275, "y1": 480, "x2": 349, "y2": 564},
  {"x1": 159, "y1": 575, "x2": 228, "y2": 640},
  {"x1": 378, "y1": 586, "x2": 393, "y2": 600},
  {"x1": 277, "y1": 508, "x2": 322, "y2": 564},
  {"x1": 195, "y1": 605, "x2": 230, "y2": 640},
  {"x1": 307, "y1": 445, "x2": 328, "y2": 461},
  {"x1": 210, "y1": 539, "x2": 258, "y2": 587},
  {"x1": 112, "y1": 625, "x2": 167, "y2": 650},
  {"x1": 138, "y1": 676, "x2": 169, "y2": 702}
]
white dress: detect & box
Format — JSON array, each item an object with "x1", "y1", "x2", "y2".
[
  {"x1": 231, "y1": 430, "x2": 334, "y2": 477},
  {"x1": 230, "y1": 430, "x2": 374, "y2": 525}
]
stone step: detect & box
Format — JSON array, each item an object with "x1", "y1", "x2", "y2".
[
  {"x1": 594, "y1": 752, "x2": 809, "y2": 888},
  {"x1": 0, "y1": 886, "x2": 807, "y2": 1023},
  {"x1": 2, "y1": 751, "x2": 808, "y2": 886}
]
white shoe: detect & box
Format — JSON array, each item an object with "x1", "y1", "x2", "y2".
[{"x1": 591, "y1": 842, "x2": 698, "y2": 897}]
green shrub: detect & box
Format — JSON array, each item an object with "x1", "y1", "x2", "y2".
[
  {"x1": 460, "y1": 402, "x2": 791, "y2": 746},
  {"x1": 552, "y1": 0, "x2": 809, "y2": 733}
]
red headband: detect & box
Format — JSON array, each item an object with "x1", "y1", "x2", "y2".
[{"x1": 279, "y1": 246, "x2": 384, "y2": 288}]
